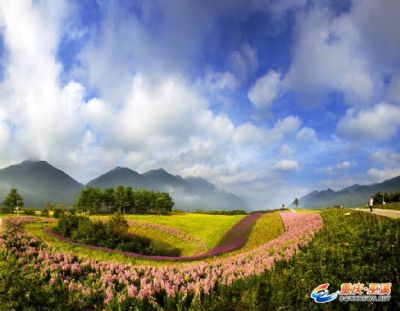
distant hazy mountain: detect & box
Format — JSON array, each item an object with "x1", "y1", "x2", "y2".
[
  {"x1": 0, "y1": 160, "x2": 83, "y2": 208},
  {"x1": 88, "y1": 168, "x2": 249, "y2": 211},
  {"x1": 299, "y1": 176, "x2": 400, "y2": 209},
  {"x1": 87, "y1": 167, "x2": 152, "y2": 189},
  {"x1": 142, "y1": 168, "x2": 186, "y2": 189}
]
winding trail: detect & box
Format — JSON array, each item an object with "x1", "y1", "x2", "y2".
[
  {"x1": 355, "y1": 208, "x2": 400, "y2": 219},
  {"x1": 43, "y1": 212, "x2": 265, "y2": 261},
  {"x1": 203, "y1": 212, "x2": 264, "y2": 256}
]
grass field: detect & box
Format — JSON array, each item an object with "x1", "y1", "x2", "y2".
[
  {"x1": 22, "y1": 212, "x2": 289, "y2": 264},
  {"x1": 94, "y1": 213, "x2": 245, "y2": 250},
  {"x1": 23, "y1": 213, "x2": 286, "y2": 264},
  {"x1": 127, "y1": 225, "x2": 199, "y2": 256},
  {"x1": 241, "y1": 212, "x2": 284, "y2": 251},
  {"x1": 23, "y1": 213, "x2": 245, "y2": 264}
]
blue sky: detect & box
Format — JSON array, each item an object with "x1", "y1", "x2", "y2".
[{"x1": 0, "y1": 0, "x2": 399, "y2": 209}]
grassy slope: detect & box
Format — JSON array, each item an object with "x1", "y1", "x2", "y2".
[
  {"x1": 241, "y1": 212, "x2": 284, "y2": 251},
  {"x1": 94, "y1": 214, "x2": 245, "y2": 250},
  {"x1": 127, "y1": 226, "x2": 199, "y2": 256},
  {"x1": 208, "y1": 209, "x2": 399, "y2": 310},
  {"x1": 208, "y1": 212, "x2": 285, "y2": 262}
]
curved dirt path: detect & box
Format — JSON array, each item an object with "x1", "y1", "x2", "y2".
[
  {"x1": 43, "y1": 212, "x2": 265, "y2": 262},
  {"x1": 202, "y1": 212, "x2": 264, "y2": 256},
  {"x1": 355, "y1": 208, "x2": 400, "y2": 219}
]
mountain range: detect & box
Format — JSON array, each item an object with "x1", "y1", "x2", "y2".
[
  {"x1": 299, "y1": 176, "x2": 400, "y2": 209},
  {"x1": 0, "y1": 161, "x2": 248, "y2": 211}
]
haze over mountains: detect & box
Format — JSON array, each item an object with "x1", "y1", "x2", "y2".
[
  {"x1": 2, "y1": 160, "x2": 399, "y2": 211},
  {"x1": 0, "y1": 161, "x2": 248, "y2": 211},
  {"x1": 299, "y1": 176, "x2": 400, "y2": 209}
]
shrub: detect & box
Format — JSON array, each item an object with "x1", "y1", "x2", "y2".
[
  {"x1": 41, "y1": 208, "x2": 49, "y2": 216},
  {"x1": 54, "y1": 214, "x2": 86, "y2": 237},
  {"x1": 53, "y1": 206, "x2": 65, "y2": 218},
  {"x1": 116, "y1": 237, "x2": 154, "y2": 254},
  {"x1": 53, "y1": 214, "x2": 154, "y2": 254},
  {"x1": 106, "y1": 213, "x2": 129, "y2": 237},
  {"x1": 72, "y1": 219, "x2": 107, "y2": 245},
  {"x1": 22, "y1": 208, "x2": 36, "y2": 215},
  {"x1": 0, "y1": 256, "x2": 72, "y2": 310},
  {"x1": 0, "y1": 207, "x2": 13, "y2": 214}
]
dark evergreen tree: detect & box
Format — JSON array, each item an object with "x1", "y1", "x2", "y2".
[{"x1": 2, "y1": 188, "x2": 24, "y2": 213}]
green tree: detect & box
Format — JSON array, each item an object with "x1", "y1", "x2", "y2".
[
  {"x1": 103, "y1": 188, "x2": 115, "y2": 213},
  {"x1": 122, "y1": 186, "x2": 134, "y2": 213},
  {"x1": 154, "y1": 193, "x2": 174, "y2": 214},
  {"x1": 114, "y1": 186, "x2": 125, "y2": 214},
  {"x1": 74, "y1": 187, "x2": 103, "y2": 214},
  {"x1": 73, "y1": 186, "x2": 175, "y2": 215},
  {"x1": 88, "y1": 188, "x2": 103, "y2": 214},
  {"x1": 292, "y1": 198, "x2": 299, "y2": 208},
  {"x1": 2, "y1": 188, "x2": 24, "y2": 213},
  {"x1": 134, "y1": 190, "x2": 147, "y2": 214},
  {"x1": 52, "y1": 205, "x2": 66, "y2": 218}
]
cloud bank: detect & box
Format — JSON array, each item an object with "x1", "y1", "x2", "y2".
[{"x1": 0, "y1": 0, "x2": 399, "y2": 209}]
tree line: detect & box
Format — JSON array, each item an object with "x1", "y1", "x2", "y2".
[
  {"x1": 372, "y1": 191, "x2": 400, "y2": 204},
  {"x1": 74, "y1": 186, "x2": 174, "y2": 215}
]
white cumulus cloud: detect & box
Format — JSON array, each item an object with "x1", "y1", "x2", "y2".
[
  {"x1": 284, "y1": 6, "x2": 373, "y2": 106},
  {"x1": 274, "y1": 159, "x2": 300, "y2": 171},
  {"x1": 367, "y1": 168, "x2": 400, "y2": 182},
  {"x1": 336, "y1": 161, "x2": 357, "y2": 169},
  {"x1": 337, "y1": 103, "x2": 400, "y2": 140},
  {"x1": 248, "y1": 70, "x2": 281, "y2": 108},
  {"x1": 296, "y1": 127, "x2": 317, "y2": 142}
]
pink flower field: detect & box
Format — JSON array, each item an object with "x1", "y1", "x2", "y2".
[{"x1": 0, "y1": 212, "x2": 323, "y2": 307}]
